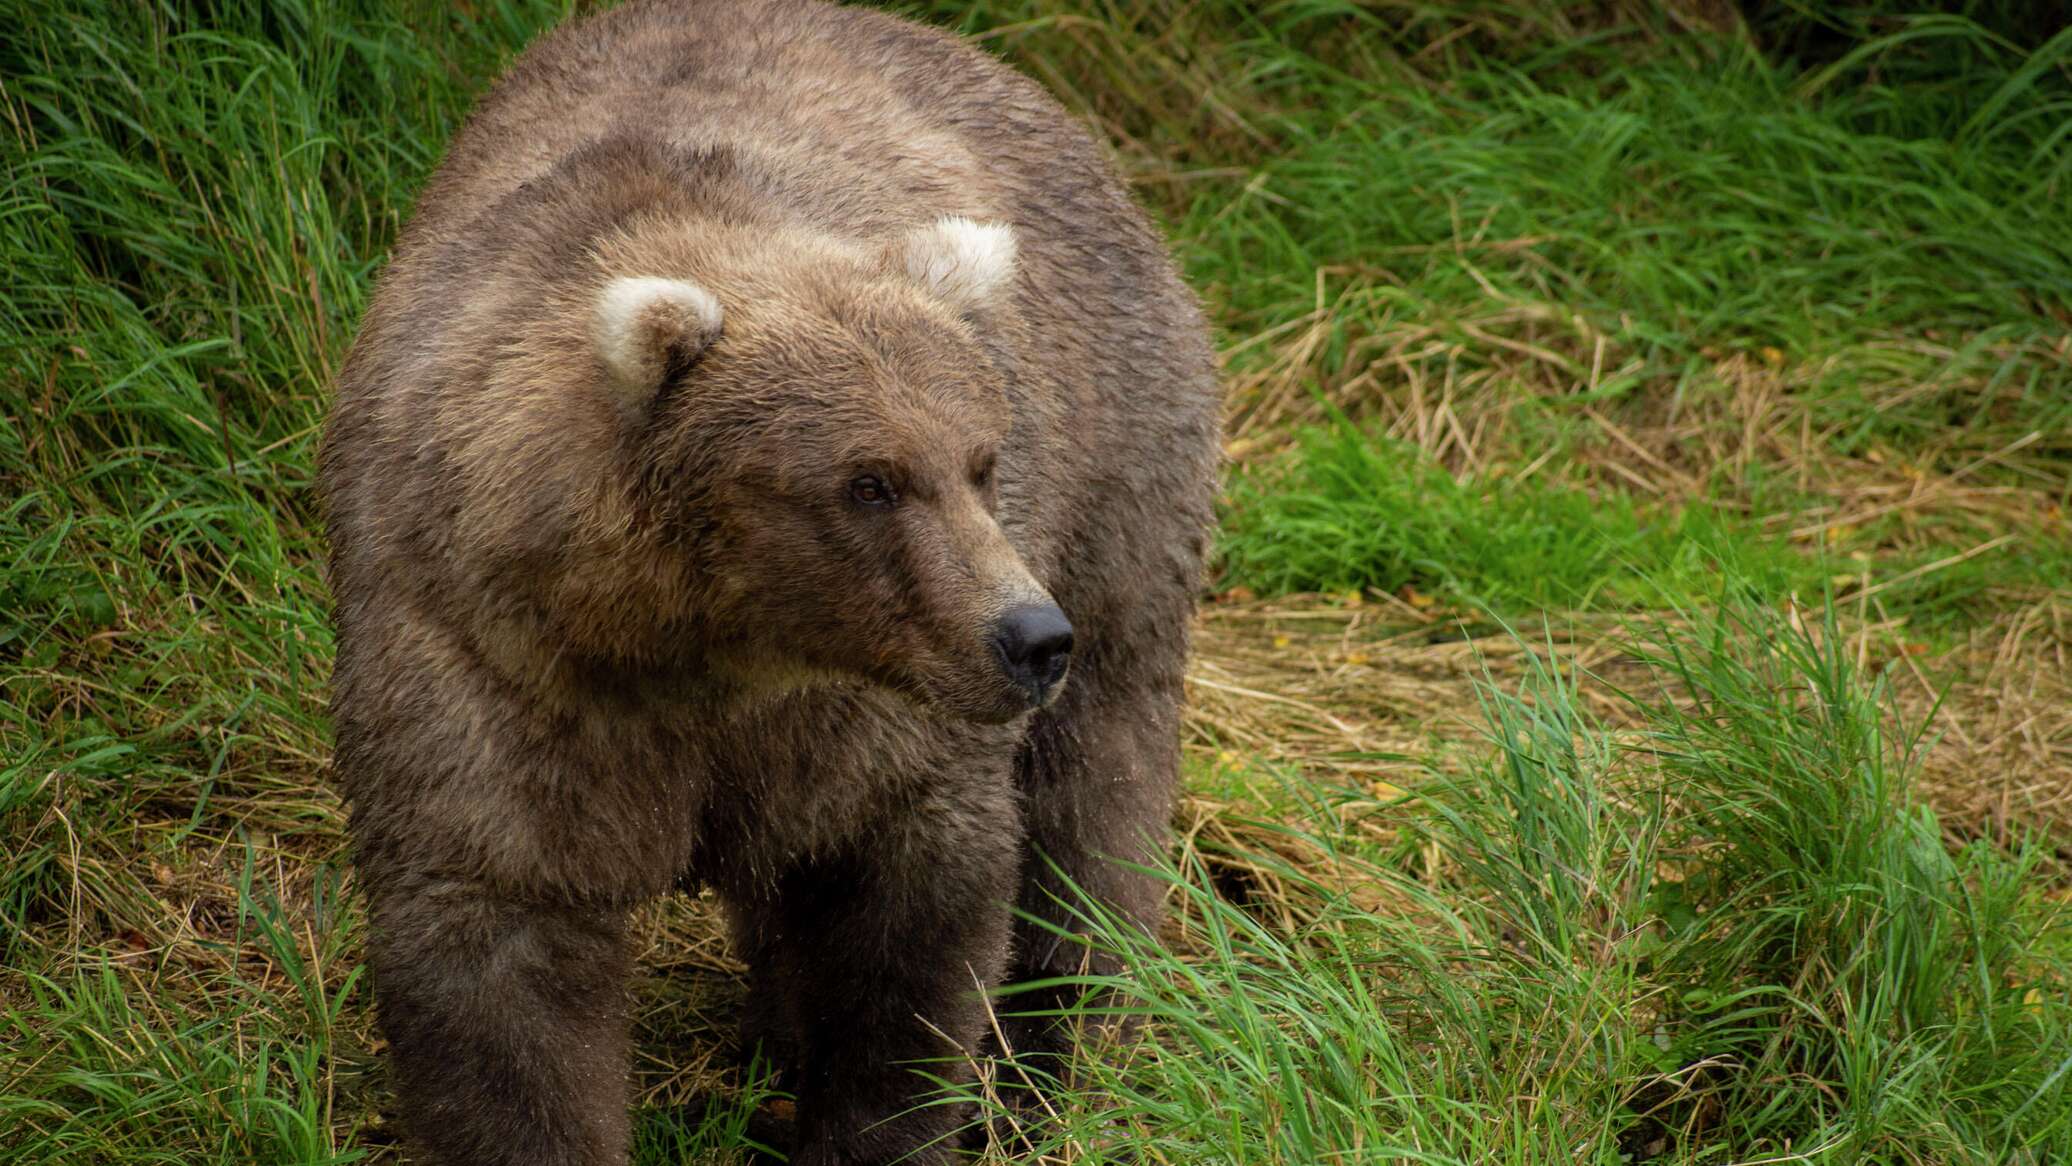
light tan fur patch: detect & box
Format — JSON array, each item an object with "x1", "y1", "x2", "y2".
[
  {"x1": 899, "y1": 217, "x2": 1017, "y2": 313},
  {"x1": 592, "y1": 276, "x2": 723, "y2": 409}
]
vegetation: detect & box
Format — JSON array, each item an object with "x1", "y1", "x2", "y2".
[
  {"x1": 966, "y1": 601, "x2": 2071, "y2": 1164},
  {"x1": 2, "y1": 1, "x2": 2066, "y2": 1162}
]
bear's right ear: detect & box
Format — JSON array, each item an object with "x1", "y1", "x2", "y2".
[{"x1": 591, "y1": 276, "x2": 723, "y2": 413}]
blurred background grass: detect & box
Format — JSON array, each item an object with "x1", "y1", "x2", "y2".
[{"x1": 3, "y1": 1, "x2": 2068, "y2": 1162}]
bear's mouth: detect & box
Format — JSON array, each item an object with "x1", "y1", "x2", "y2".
[{"x1": 900, "y1": 663, "x2": 1055, "y2": 726}]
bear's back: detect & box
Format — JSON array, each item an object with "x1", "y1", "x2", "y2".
[{"x1": 398, "y1": 0, "x2": 1147, "y2": 293}]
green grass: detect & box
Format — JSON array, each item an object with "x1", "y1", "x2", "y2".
[
  {"x1": 3, "y1": 0, "x2": 2068, "y2": 1163},
  {"x1": 925, "y1": 2, "x2": 2072, "y2": 440},
  {"x1": 1183, "y1": 25, "x2": 2072, "y2": 353},
  {"x1": 3, "y1": 865, "x2": 360, "y2": 1164},
  {"x1": 959, "y1": 601, "x2": 2072, "y2": 1163},
  {"x1": 931, "y1": 0, "x2": 2072, "y2": 635},
  {"x1": 1217, "y1": 418, "x2": 2071, "y2": 631},
  {"x1": 1218, "y1": 419, "x2": 1832, "y2": 612}
]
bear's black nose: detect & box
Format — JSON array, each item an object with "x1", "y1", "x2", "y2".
[{"x1": 993, "y1": 602, "x2": 1074, "y2": 704}]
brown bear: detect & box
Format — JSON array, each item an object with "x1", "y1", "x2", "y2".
[{"x1": 318, "y1": 1, "x2": 1219, "y2": 1163}]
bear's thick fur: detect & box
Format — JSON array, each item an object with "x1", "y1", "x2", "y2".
[{"x1": 319, "y1": 1, "x2": 1219, "y2": 1162}]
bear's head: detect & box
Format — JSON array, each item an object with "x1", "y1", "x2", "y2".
[{"x1": 587, "y1": 215, "x2": 1070, "y2": 723}]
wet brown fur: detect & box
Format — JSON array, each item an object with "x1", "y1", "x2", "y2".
[{"x1": 319, "y1": 2, "x2": 1219, "y2": 1162}]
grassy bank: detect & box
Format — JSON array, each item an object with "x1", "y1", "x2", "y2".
[
  {"x1": 3, "y1": 1, "x2": 2067, "y2": 1162},
  {"x1": 962, "y1": 601, "x2": 2072, "y2": 1163}
]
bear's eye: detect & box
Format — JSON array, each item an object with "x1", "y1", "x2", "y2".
[
  {"x1": 849, "y1": 475, "x2": 897, "y2": 509},
  {"x1": 972, "y1": 458, "x2": 995, "y2": 490}
]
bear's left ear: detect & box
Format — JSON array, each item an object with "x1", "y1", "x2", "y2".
[
  {"x1": 591, "y1": 276, "x2": 724, "y2": 414},
  {"x1": 895, "y1": 216, "x2": 1018, "y2": 316}
]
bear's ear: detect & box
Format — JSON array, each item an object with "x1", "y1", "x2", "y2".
[
  {"x1": 896, "y1": 216, "x2": 1018, "y2": 315},
  {"x1": 591, "y1": 276, "x2": 723, "y2": 412}
]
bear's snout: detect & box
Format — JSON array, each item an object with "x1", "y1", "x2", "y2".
[{"x1": 991, "y1": 602, "x2": 1074, "y2": 707}]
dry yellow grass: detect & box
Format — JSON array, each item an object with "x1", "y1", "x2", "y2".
[{"x1": 1189, "y1": 592, "x2": 2072, "y2": 841}]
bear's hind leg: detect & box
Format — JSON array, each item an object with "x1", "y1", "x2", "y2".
[{"x1": 366, "y1": 877, "x2": 632, "y2": 1166}]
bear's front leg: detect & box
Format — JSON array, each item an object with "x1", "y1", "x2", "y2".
[
  {"x1": 1001, "y1": 662, "x2": 1182, "y2": 1074},
  {"x1": 365, "y1": 875, "x2": 632, "y2": 1166},
  {"x1": 732, "y1": 790, "x2": 1020, "y2": 1166}
]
